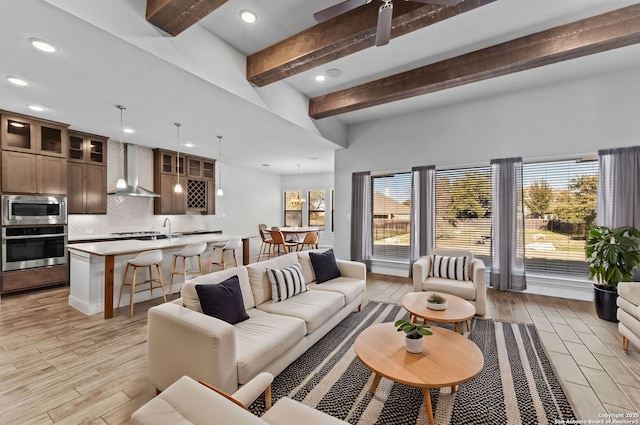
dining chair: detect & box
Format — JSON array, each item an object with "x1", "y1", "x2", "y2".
[
  {"x1": 209, "y1": 238, "x2": 243, "y2": 272},
  {"x1": 297, "y1": 231, "x2": 319, "y2": 251},
  {"x1": 268, "y1": 230, "x2": 298, "y2": 255},
  {"x1": 258, "y1": 224, "x2": 276, "y2": 261}
]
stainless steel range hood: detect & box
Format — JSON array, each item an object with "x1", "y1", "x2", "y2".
[{"x1": 108, "y1": 143, "x2": 159, "y2": 197}]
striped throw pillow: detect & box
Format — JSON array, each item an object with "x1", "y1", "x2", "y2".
[
  {"x1": 267, "y1": 263, "x2": 308, "y2": 303},
  {"x1": 429, "y1": 255, "x2": 470, "y2": 281}
]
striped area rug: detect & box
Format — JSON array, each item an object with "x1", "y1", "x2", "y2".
[{"x1": 249, "y1": 302, "x2": 576, "y2": 424}]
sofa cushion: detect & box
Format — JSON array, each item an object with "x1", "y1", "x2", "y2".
[
  {"x1": 247, "y1": 253, "x2": 298, "y2": 305},
  {"x1": 182, "y1": 266, "x2": 255, "y2": 312},
  {"x1": 235, "y1": 309, "x2": 306, "y2": 385},
  {"x1": 429, "y1": 254, "x2": 470, "y2": 281},
  {"x1": 256, "y1": 290, "x2": 344, "y2": 334},
  {"x1": 262, "y1": 397, "x2": 349, "y2": 425},
  {"x1": 618, "y1": 282, "x2": 640, "y2": 307},
  {"x1": 195, "y1": 276, "x2": 249, "y2": 325},
  {"x1": 309, "y1": 249, "x2": 342, "y2": 284},
  {"x1": 296, "y1": 249, "x2": 329, "y2": 284},
  {"x1": 421, "y1": 276, "x2": 477, "y2": 301},
  {"x1": 267, "y1": 263, "x2": 308, "y2": 303},
  {"x1": 307, "y1": 277, "x2": 366, "y2": 305}
]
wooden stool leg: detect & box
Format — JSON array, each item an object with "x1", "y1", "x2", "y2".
[
  {"x1": 129, "y1": 266, "x2": 137, "y2": 318},
  {"x1": 197, "y1": 254, "x2": 203, "y2": 277},
  {"x1": 233, "y1": 249, "x2": 238, "y2": 267},
  {"x1": 169, "y1": 256, "x2": 177, "y2": 294},
  {"x1": 148, "y1": 266, "x2": 154, "y2": 299},
  {"x1": 117, "y1": 263, "x2": 130, "y2": 309},
  {"x1": 156, "y1": 263, "x2": 167, "y2": 302}
]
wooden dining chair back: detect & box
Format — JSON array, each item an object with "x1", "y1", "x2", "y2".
[
  {"x1": 297, "y1": 231, "x2": 319, "y2": 251},
  {"x1": 268, "y1": 230, "x2": 298, "y2": 255},
  {"x1": 258, "y1": 224, "x2": 276, "y2": 261}
]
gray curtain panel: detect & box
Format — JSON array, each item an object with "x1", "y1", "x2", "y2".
[
  {"x1": 597, "y1": 146, "x2": 640, "y2": 229},
  {"x1": 490, "y1": 157, "x2": 526, "y2": 291},
  {"x1": 350, "y1": 171, "x2": 372, "y2": 268},
  {"x1": 409, "y1": 165, "x2": 435, "y2": 275}
]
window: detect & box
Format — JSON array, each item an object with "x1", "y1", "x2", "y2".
[
  {"x1": 522, "y1": 159, "x2": 598, "y2": 277},
  {"x1": 372, "y1": 172, "x2": 411, "y2": 259},
  {"x1": 284, "y1": 191, "x2": 303, "y2": 227},
  {"x1": 308, "y1": 190, "x2": 325, "y2": 229},
  {"x1": 435, "y1": 166, "x2": 492, "y2": 268}
]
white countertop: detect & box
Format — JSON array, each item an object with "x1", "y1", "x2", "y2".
[{"x1": 67, "y1": 233, "x2": 247, "y2": 256}]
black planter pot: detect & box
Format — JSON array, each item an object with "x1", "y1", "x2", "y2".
[{"x1": 594, "y1": 285, "x2": 619, "y2": 323}]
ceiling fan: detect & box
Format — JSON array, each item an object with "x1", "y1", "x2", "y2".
[{"x1": 314, "y1": 0, "x2": 464, "y2": 46}]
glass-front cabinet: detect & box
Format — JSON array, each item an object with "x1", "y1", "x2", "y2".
[
  {"x1": 68, "y1": 131, "x2": 107, "y2": 165},
  {"x1": 1, "y1": 114, "x2": 68, "y2": 158}
]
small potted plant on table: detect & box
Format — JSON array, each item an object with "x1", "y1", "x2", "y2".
[
  {"x1": 426, "y1": 293, "x2": 448, "y2": 310},
  {"x1": 585, "y1": 225, "x2": 640, "y2": 322},
  {"x1": 394, "y1": 319, "x2": 432, "y2": 353}
]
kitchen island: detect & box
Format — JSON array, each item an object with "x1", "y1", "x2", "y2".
[{"x1": 68, "y1": 233, "x2": 251, "y2": 318}]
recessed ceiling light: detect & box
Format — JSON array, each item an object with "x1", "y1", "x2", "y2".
[
  {"x1": 184, "y1": 142, "x2": 193, "y2": 148},
  {"x1": 315, "y1": 74, "x2": 326, "y2": 82},
  {"x1": 123, "y1": 128, "x2": 134, "y2": 134},
  {"x1": 326, "y1": 69, "x2": 341, "y2": 78},
  {"x1": 29, "y1": 38, "x2": 56, "y2": 53},
  {"x1": 261, "y1": 163, "x2": 271, "y2": 167},
  {"x1": 6, "y1": 76, "x2": 28, "y2": 86},
  {"x1": 240, "y1": 9, "x2": 257, "y2": 23},
  {"x1": 309, "y1": 157, "x2": 320, "y2": 160},
  {"x1": 28, "y1": 104, "x2": 45, "y2": 112}
]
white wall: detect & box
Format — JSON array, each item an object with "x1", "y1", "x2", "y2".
[{"x1": 333, "y1": 65, "x2": 640, "y2": 266}]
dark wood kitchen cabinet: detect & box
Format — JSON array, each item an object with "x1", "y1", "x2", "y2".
[
  {"x1": 1, "y1": 151, "x2": 67, "y2": 194},
  {"x1": 1, "y1": 113, "x2": 68, "y2": 157},
  {"x1": 153, "y1": 148, "x2": 216, "y2": 215},
  {"x1": 67, "y1": 131, "x2": 107, "y2": 214},
  {"x1": 1, "y1": 265, "x2": 68, "y2": 294}
]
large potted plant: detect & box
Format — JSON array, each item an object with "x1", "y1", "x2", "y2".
[{"x1": 585, "y1": 225, "x2": 640, "y2": 322}]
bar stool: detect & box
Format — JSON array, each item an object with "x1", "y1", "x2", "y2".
[
  {"x1": 169, "y1": 242, "x2": 208, "y2": 294},
  {"x1": 117, "y1": 249, "x2": 166, "y2": 318},
  {"x1": 209, "y1": 238, "x2": 243, "y2": 272}
]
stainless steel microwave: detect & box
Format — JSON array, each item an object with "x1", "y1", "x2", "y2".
[{"x1": 2, "y1": 195, "x2": 67, "y2": 226}]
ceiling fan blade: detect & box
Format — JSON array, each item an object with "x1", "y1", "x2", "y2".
[
  {"x1": 375, "y1": 2, "x2": 393, "y2": 46},
  {"x1": 407, "y1": 0, "x2": 464, "y2": 6},
  {"x1": 314, "y1": 0, "x2": 372, "y2": 23}
]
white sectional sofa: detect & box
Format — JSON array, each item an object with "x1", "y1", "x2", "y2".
[{"x1": 147, "y1": 249, "x2": 366, "y2": 394}]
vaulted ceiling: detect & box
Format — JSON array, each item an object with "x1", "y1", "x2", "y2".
[{"x1": 3, "y1": 0, "x2": 640, "y2": 175}]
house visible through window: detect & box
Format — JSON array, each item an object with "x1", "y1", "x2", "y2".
[
  {"x1": 284, "y1": 191, "x2": 303, "y2": 227},
  {"x1": 308, "y1": 190, "x2": 325, "y2": 229},
  {"x1": 434, "y1": 166, "x2": 492, "y2": 268},
  {"x1": 522, "y1": 159, "x2": 598, "y2": 277},
  {"x1": 372, "y1": 172, "x2": 411, "y2": 260}
]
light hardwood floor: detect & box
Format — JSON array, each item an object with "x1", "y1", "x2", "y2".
[{"x1": 1, "y1": 274, "x2": 639, "y2": 424}]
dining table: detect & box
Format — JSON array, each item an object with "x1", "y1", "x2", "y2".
[
  {"x1": 270, "y1": 226, "x2": 321, "y2": 239},
  {"x1": 67, "y1": 233, "x2": 251, "y2": 319}
]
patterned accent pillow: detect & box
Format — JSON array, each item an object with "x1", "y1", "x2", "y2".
[
  {"x1": 429, "y1": 255, "x2": 470, "y2": 281},
  {"x1": 267, "y1": 262, "x2": 308, "y2": 303}
]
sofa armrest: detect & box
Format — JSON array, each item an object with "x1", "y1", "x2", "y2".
[
  {"x1": 412, "y1": 256, "x2": 431, "y2": 292},
  {"x1": 231, "y1": 372, "x2": 274, "y2": 408},
  {"x1": 147, "y1": 302, "x2": 239, "y2": 394},
  {"x1": 470, "y1": 259, "x2": 487, "y2": 315},
  {"x1": 336, "y1": 259, "x2": 366, "y2": 281}
]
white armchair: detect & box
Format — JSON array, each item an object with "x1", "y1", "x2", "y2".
[
  {"x1": 412, "y1": 248, "x2": 487, "y2": 316},
  {"x1": 617, "y1": 282, "x2": 640, "y2": 351}
]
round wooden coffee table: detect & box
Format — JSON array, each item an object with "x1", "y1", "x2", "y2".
[
  {"x1": 402, "y1": 291, "x2": 476, "y2": 333},
  {"x1": 354, "y1": 322, "x2": 483, "y2": 425}
]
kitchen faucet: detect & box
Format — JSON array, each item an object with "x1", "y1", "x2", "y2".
[{"x1": 163, "y1": 218, "x2": 171, "y2": 240}]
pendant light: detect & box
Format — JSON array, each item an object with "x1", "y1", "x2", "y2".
[
  {"x1": 216, "y1": 135, "x2": 224, "y2": 197},
  {"x1": 291, "y1": 164, "x2": 306, "y2": 206},
  {"x1": 174, "y1": 123, "x2": 183, "y2": 193},
  {"x1": 115, "y1": 105, "x2": 127, "y2": 189}
]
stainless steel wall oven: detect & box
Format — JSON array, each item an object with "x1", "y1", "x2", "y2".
[{"x1": 2, "y1": 226, "x2": 67, "y2": 272}]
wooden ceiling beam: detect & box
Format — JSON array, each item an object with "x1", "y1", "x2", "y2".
[
  {"x1": 309, "y1": 3, "x2": 640, "y2": 119},
  {"x1": 246, "y1": 0, "x2": 496, "y2": 87},
  {"x1": 146, "y1": 0, "x2": 228, "y2": 36}
]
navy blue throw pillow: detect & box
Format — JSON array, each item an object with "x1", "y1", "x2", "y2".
[
  {"x1": 309, "y1": 249, "x2": 342, "y2": 284},
  {"x1": 195, "y1": 275, "x2": 249, "y2": 325}
]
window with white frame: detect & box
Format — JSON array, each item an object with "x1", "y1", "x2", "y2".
[
  {"x1": 372, "y1": 172, "x2": 411, "y2": 260},
  {"x1": 434, "y1": 166, "x2": 492, "y2": 268},
  {"x1": 308, "y1": 190, "x2": 325, "y2": 229},
  {"x1": 522, "y1": 159, "x2": 598, "y2": 277}
]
